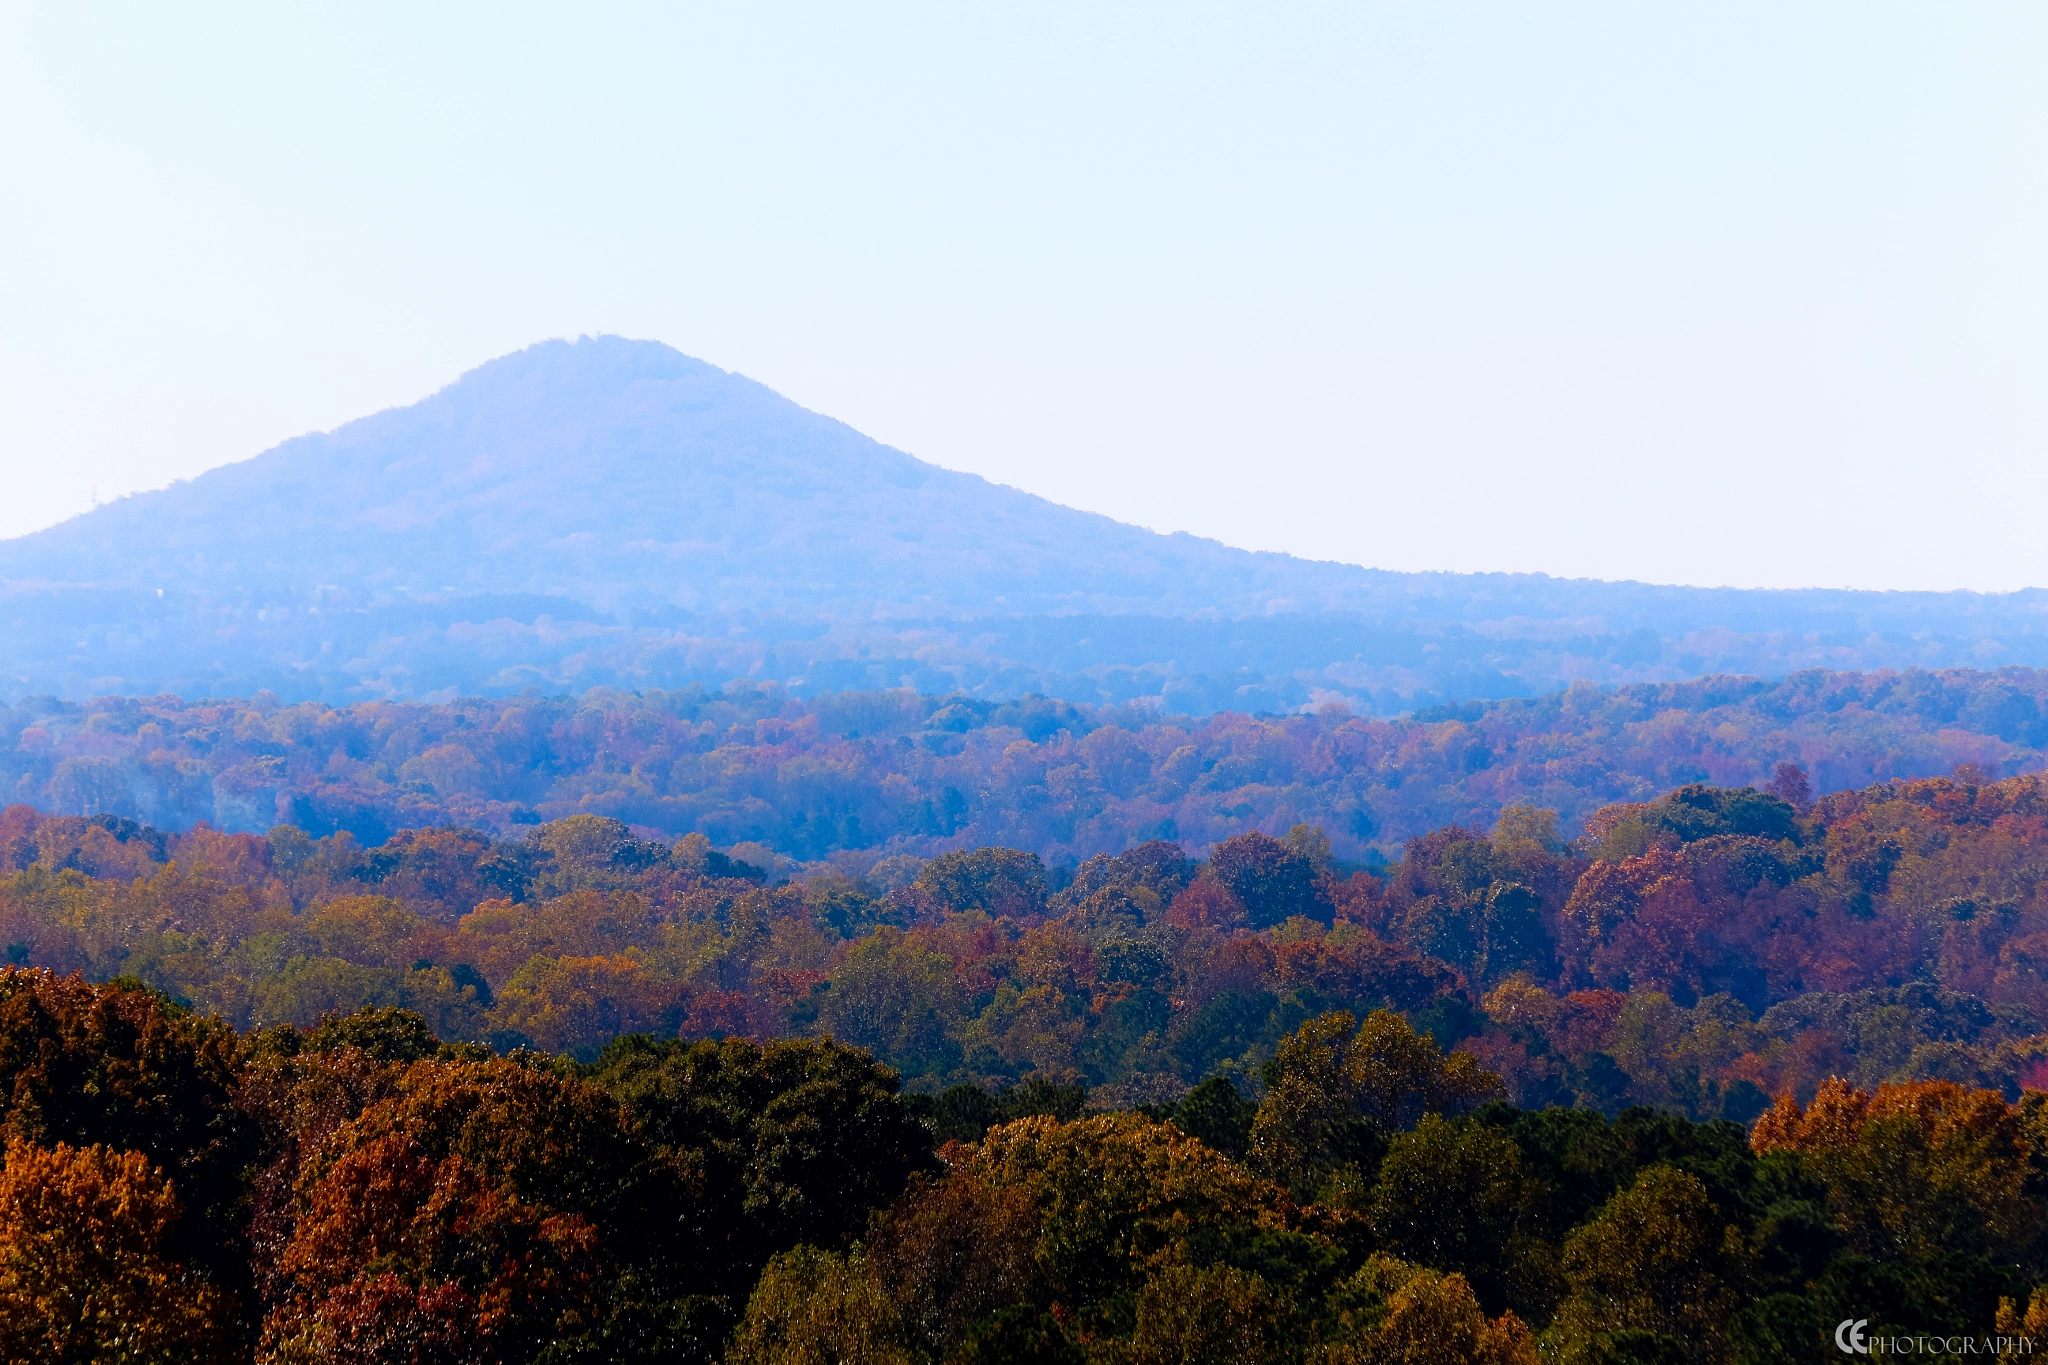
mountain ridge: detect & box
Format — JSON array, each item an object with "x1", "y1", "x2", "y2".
[{"x1": 3, "y1": 335, "x2": 2045, "y2": 709}]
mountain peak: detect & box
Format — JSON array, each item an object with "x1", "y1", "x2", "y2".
[
  {"x1": 0, "y1": 335, "x2": 1321, "y2": 632},
  {"x1": 1, "y1": 340, "x2": 2043, "y2": 708}
]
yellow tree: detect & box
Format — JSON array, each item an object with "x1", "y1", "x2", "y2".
[
  {"x1": 971, "y1": 1112, "x2": 1278, "y2": 1310},
  {"x1": 1127, "y1": 1263, "x2": 1294, "y2": 1365},
  {"x1": 1751, "y1": 1078, "x2": 2039, "y2": 1260},
  {"x1": 488, "y1": 950, "x2": 685, "y2": 1057},
  {"x1": 1323, "y1": 1254, "x2": 1536, "y2": 1365},
  {"x1": 725, "y1": 1246, "x2": 913, "y2": 1365}
]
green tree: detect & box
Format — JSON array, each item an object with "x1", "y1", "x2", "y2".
[
  {"x1": 592, "y1": 1033, "x2": 937, "y2": 1293},
  {"x1": 298, "y1": 1004, "x2": 443, "y2": 1061},
  {"x1": 528, "y1": 815, "x2": 669, "y2": 894},
  {"x1": 945, "y1": 1305, "x2": 1085, "y2": 1365},
  {"x1": 1370, "y1": 1115, "x2": 1528, "y2": 1314},
  {"x1": 1206, "y1": 833, "x2": 1322, "y2": 929},
  {"x1": 915, "y1": 848, "x2": 1046, "y2": 918},
  {"x1": 1545, "y1": 1166, "x2": 1750, "y2": 1363},
  {"x1": 1170, "y1": 1076, "x2": 1258, "y2": 1161},
  {"x1": 1249, "y1": 1010, "x2": 1504, "y2": 1198},
  {"x1": 816, "y1": 928, "x2": 963, "y2": 1077}
]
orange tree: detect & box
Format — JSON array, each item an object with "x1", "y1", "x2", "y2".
[
  {"x1": 0, "y1": 1136, "x2": 238, "y2": 1365},
  {"x1": 259, "y1": 1049, "x2": 720, "y2": 1364},
  {"x1": 0, "y1": 967, "x2": 258, "y2": 1344}
]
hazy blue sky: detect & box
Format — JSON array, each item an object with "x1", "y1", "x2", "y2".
[{"x1": 3, "y1": 4, "x2": 2043, "y2": 591}]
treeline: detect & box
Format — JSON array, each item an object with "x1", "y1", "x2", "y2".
[
  {"x1": 5, "y1": 767, "x2": 2048, "y2": 1118},
  {"x1": 8, "y1": 972, "x2": 2048, "y2": 1362},
  {"x1": 4, "y1": 665, "x2": 2043, "y2": 866}
]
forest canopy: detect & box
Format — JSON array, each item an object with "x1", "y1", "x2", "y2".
[
  {"x1": 7, "y1": 758, "x2": 2048, "y2": 1357},
  {"x1": 3, "y1": 665, "x2": 2042, "y2": 868},
  {"x1": 6, "y1": 765, "x2": 2048, "y2": 1116},
  {"x1": 5, "y1": 972, "x2": 2048, "y2": 1360}
]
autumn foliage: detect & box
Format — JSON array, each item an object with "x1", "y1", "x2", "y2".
[
  {"x1": 7, "y1": 668, "x2": 2043, "y2": 868},
  {"x1": 9, "y1": 967, "x2": 2048, "y2": 1359},
  {"x1": 8, "y1": 767, "x2": 2048, "y2": 1125},
  {"x1": 0, "y1": 1136, "x2": 236, "y2": 1364},
  {"x1": 8, "y1": 754, "x2": 2048, "y2": 1356}
]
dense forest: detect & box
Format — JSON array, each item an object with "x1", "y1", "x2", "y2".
[
  {"x1": 6, "y1": 978, "x2": 2048, "y2": 1360},
  {"x1": 3, "y1": 762, "x2": 2047, "y2": 1118},
  {"x1": 6, "y1": 666, "x2": 2044, "y2": 869},
  {"x1": 8, "y1": 762, "x2": 2048, "y2": 1357}
]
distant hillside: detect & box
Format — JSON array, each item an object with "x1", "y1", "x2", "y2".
[
  {"x1": 7, "y1": 667, "x2": 2041, "y2": 864},
  {"x1": 3, "y1": 336, "x2": 2045, "y2": 709}
]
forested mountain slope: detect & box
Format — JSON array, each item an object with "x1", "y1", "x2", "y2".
[
  {"x1": 3, "y1": 335, "x2": 2044, "y2": 707},
  {"x1": 5, "y1": 667, "x2": 2042, "y2": 863}
]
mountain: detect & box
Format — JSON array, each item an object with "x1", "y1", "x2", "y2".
[{"x1": 4, "y1": 335, "x2": 2046, "y2": 710}]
